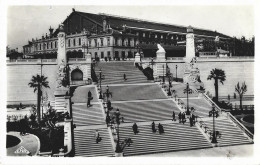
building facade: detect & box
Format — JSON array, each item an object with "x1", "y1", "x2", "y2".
[{"x1": 23, "y1": 8, "x2": 232, "y2": 60}]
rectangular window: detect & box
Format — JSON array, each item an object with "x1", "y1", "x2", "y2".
[
  {"x1": 122, "y1": 38, "x2": 125, "y2": 46},
  {"x1": 51, "y1": 42, "x2": 53, "y2": 49},
  {"x1": 68, "y1": 39, "x2": 71, "y2": 47},
  {"x1": 100, "y1": 38, "x2": 103, "y2": 46},
  {"x1": 94, "y1": 39, "x2": 97, "y2": 47},
  {"x1": 128, "y1": 38, "x2": 131, "y2": 46},
  {"x1": 107, "y1": 51, "x2": 110, "y2": 57},
  {"x1": 79, "y1": 38, "x2": 81, "y2": 46},
  {"x1": 73, "y1": 38, "x2": 76, "y2": 46},
  {"x1": 115, "y1": 37, "x2": 118, "y2": 46},
  {"x1": 47, "y1": 42, "x2": 49, "y2": 49},
  {"x1": 39, "y1": 44, "x2": 41, "y2": 50},
  {"x1": 55, "y1": 41, "x2": 57, "y2": 48},
  {"x1": 107, "y1": 37, "x2": 110, "y2": 46},
  {"x1": 101, "y1": 52, "x2": 104, "y2": 58}
]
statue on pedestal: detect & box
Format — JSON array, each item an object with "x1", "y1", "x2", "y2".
[{"x1": 56, "y1": 59, "x2": 69, "y2": 89}]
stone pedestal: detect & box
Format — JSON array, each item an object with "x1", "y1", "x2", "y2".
[
  {"x1": 134, "y1": 52, "x2": 141, "y2": 65},
  {"x1": 155, "y1": 44, "x2": 166, "y2": 77}
]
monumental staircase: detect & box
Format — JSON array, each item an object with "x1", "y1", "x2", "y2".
[{"x1": 71, "y1": 61, "x2": 253, "y2": 157}]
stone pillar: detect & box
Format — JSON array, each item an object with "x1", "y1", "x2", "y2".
[
  {"x1": 185, "y1": 26, "x2": 195, "y2": 63},
  {"x1": 57, "y1": 24, "x2": 67, "y2": 65},
  {"x1": 134, "y1": 52, "x2": 141, "y2": 65},
  {"x1": 86, "y1": 52, "x2": 92, "y2": 81}
]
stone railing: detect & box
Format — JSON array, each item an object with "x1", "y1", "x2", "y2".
[
  {"x1": 226, "y1": 112, "x2": 254, "y2": 142},
  {"x1": 8, "y1": 59, "x2": 38, "y2": 63},
  {"x1": 202, "y1": 93, "x2": 222, "y2": 113},
  {"x1": 7, "y1": 59, "x2": 57, "y2": 64}
]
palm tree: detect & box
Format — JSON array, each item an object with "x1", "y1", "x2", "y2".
[
  {"x1": 207, "y1": 68, "x2": 226, "y2": 102},
  {"x1": 235, "y1": 82, "x2": 247, "y2": 110},
  {"x1": 28, "y1": 74, "x2": 50, "y2": 124}
]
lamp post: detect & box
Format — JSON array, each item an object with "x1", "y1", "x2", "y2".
[
  {"x1": 166, "y1": 64, "x2": 172, "y2": 96},
  {"x1": 175, "y1": 65, "x2": 178, "y2": 82},
  {"x1": 211, "y1": 104, "x2": 218, "y2": 144},
  {"x1": 114, "y1": 108, "x2": 124, "y2": 153},
  {"x1": 162, "y1": 64, "x2": 165, "y2": 84},
  {"x1": 99, "y1": 69, "x2": 103, "y2": 99},
  {"x1": 183, "y1": 83, "x2": 192, "y2": 115}
]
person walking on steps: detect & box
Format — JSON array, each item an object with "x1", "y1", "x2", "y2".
[
  {"x1": 178, "y1": 112, "x2": 182, "y2": 123},
  {"x1": 189, "y1": 117, "x2": 193, "y2": 127},
  {"x1": 132, "y1": 123, "x2": 138, "y2": 135},
  {"x1": 151, "y1": 121, "x2": 156, "y2": 133},
  {"x1": 158, "y1": 123, "x2": 164, "y2": 134},
  {"x1": 95, "y1": 130, "x2": 102, "y2": 143},
  {"x1": 123, "y1": 73, "x2": 127, "y2": 81},
  {"x1": 172, "y1": 111, "x2": 176, "y2": 121},
  {"x1": 182, "y1": 112, "x2": 186, "y2": 124},
  {"x1": 87, "y1": 91, "x2": 93, "y2": 107}
]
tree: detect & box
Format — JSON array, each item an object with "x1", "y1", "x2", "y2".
[
  {"x1": 235, "y1": 82, "x2": 247, "y2": 110},
  {"x1": 207, "y1": 68, "x2": 226, "y2": 102},
  {"x1": 28, "y1": 74, "x2": 50, "y2": 124}
]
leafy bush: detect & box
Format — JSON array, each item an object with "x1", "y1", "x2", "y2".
[{"x1": 143, "y1": 67, "x2": 154, "y2": 80}]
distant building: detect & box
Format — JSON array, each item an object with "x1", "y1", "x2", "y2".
[
  {"x1": 23, "y1": 8, "x2": 232, "y2": 60},
  {"x1": 6, "y1": 46, "x2": 23, "y2": 60}
]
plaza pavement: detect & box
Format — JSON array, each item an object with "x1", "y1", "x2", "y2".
[{"x1": 6, "y1": 131, "x2": 40, "y2": 156}]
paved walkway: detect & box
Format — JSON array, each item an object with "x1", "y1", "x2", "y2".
[{"x1": 6, "y1": 131, "x2": 40, "y2": 156}]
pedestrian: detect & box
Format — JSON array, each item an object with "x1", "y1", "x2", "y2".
[
  {"x1": 95, "y1": 130, "x2": 102, "y2": 143},
  {"x1": 182, "y1": 112, "x2": 186, "y2": 124},
  {"x1": 123, "y1": 74, "x2": 127, "y2": 81},
  {"x1": 87, "y1": 91, "x2": 92, "y2": 107},
  {"x1": 189, "y1": 117, "x2": 193, "y2": 127},
  {"x1": 172, "y1": 111, "x2": 175, "y2": 121},
  {"x1": 178, "y1": 112, "x2": 182, "y2": 123},
  {"x1": 132, "y1": 123, "x2": 138, "y2": 134},
  {"x1": 191, "y1": 113, "x2": 196, "y2": 125},
  {"x1": 158, "y1": 123, "x2": 164, "y2": 134},
  {"x1": 151, "y1": 121, "x2": 156, "y2": 133},
  {"x1": 106, "y1": 115, "x2": 110, "y2": 127}
]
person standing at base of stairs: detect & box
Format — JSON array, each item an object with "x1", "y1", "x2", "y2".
[
  {"x1": 124, "y1": 73, "x2": 127, "y2": 81},
  {"x1": 182, "y1": 112, "x2": 186, "y2": 124},
  {"x1": 189, "y1": 117, "x2": 193, "y2": 127}
]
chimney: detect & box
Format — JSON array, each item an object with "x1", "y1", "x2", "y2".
[
  {"x1": 45, "y1": 33, "x2": 48, "y2": 39},
  {"x1": 49, "y1": 26, "x2": 54, "y2": 37}
]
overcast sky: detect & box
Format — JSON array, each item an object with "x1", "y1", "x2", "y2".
[{"x1": 7, "y1": 5, "x2": 254, "y2": 51}]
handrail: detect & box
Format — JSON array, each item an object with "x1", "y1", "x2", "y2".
[
  {"x1": 226, "y1": 112, "x2": 254, "y2": 141},
  {"x1": 202, "y1": 93, "x2": 221, "y2": 113}
]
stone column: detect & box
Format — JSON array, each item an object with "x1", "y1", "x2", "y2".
[
  {"x1": 57, "y1": 24, "x2": 67, "y2": 65},
  {"x1": 86, "y1": 52, "x2": 92, "y2": 81},
  {"x1": 134, "y1": 52, "x2": 141, "y2": 65},
  {"x1": 185, "y1": 26, "x2": 195, "y2": 63}
]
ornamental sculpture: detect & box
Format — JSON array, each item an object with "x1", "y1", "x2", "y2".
[{"x1": 56, "y1": 59, "x2": 69, "y2": 88}]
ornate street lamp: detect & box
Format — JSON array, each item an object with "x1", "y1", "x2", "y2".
[
  {"x1": 183, "y1": 83, "x2": 192, "y2": 115},
  {"x1": 162, "y1": 64, "x2": 165, "y2": 84},
  {"x1": 166, "y1": 64, "x2": 172, "y2": 96},
  {"x1": 176, "y1": 65, "x2": 178, "y2": 82},
  {"x1": 114, "y1": 108, "x2": 124, "y2": 153},
  {"x1": 210, "y1": 104, "x2": 218, "y2": 144}
]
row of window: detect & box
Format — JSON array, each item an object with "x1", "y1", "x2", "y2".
[
  {"x1": 37, "y1": 41, "x2": 57, "y2": 51},
  {"x1": 136, "y1": 31, "x2": 184, "y2": 40},
  {"x1": 92, "y1": 51, "x2": 135, "y2": 58}
]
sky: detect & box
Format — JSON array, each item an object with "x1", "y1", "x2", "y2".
[{"x1": 7, "y1": 5, "x2": 254, "y2": 52}]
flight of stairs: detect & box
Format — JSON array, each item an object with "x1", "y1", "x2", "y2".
[
  {"x1": 74, "y1": 128, "x2": 114, "y2": 157},
  {"x1": 204, "y1": 118, "x2": 252, "y2": 146},
  {"x1": 54, "y1": 96, "x2": 66, "y2": 112},
  {"x1": 120, "y1": 122, "x2": 212, "y2": 156},
  {"x1": 111, "y1": 100, "x2": 180, "y2": 123},
  {"x1": 72, "y1": 104, "x2": 105, "y2": 126},
  {"x1": 181, "y1": 98, "x2": 212, "y2": 117},
  {"x1": 96, "y1": 62, "x2": 149, "y2": 85},
  {"x1": 101, "y1": 84, "x2": 167, "y2": 101}
]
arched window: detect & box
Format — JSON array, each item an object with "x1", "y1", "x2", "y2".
[
  {"x1": 68, "y1": 39, "x2": 71, "y2": 47},
  {"x1": 71, "y1": 69, "x2": 83, "y2": 81}
]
